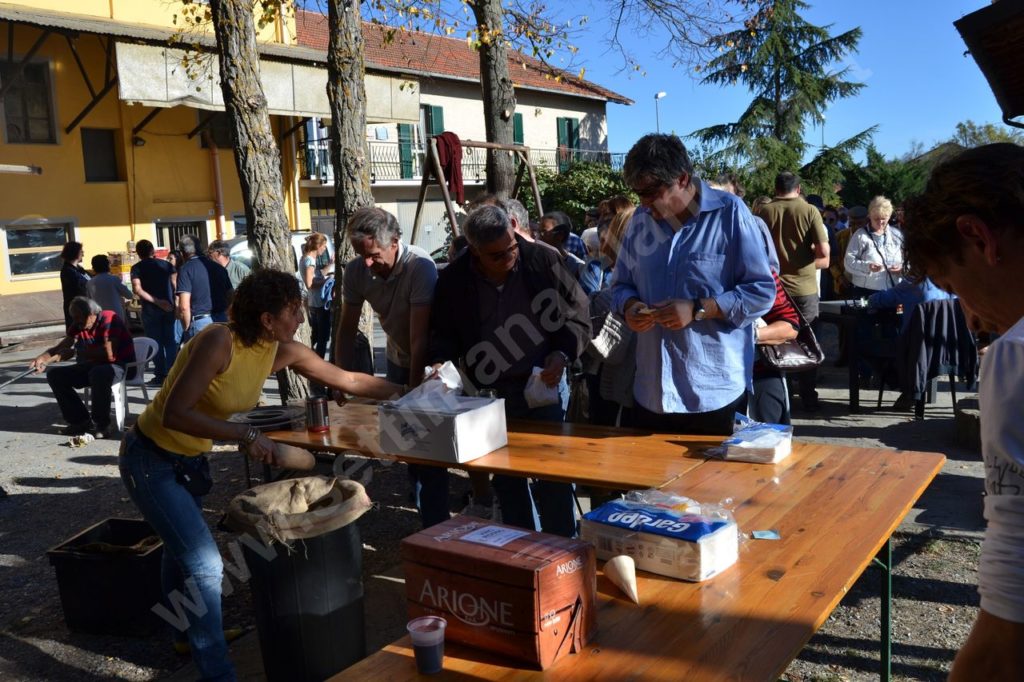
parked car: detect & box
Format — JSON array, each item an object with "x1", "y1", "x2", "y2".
[{"x1": 228, "y1": 232, "x2": 334, "y2": 273}]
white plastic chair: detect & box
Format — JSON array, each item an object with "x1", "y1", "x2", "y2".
[{"x1": 86, "y1": 336, "x2": 159, "y2": 432}]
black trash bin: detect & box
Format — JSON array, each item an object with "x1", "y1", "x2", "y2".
[
  {"x1": 47, "y1": 518, "x2": 164, "y2": 635},
  {"x1": 227, "y1": 476, "x2": 372, "y2": 682},
  {"x1": 243, "y1": 522, "x2": 365, "y2": 682}
]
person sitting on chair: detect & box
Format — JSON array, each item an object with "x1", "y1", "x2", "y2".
[{"x1": 29, "y1": 296, "x2": 136, "y2": 438}]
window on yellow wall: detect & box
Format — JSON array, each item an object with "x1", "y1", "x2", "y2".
[
  {"x1": 82, "y1": 128, "x2": 124, "y2": 182},
  {"x1": 3, "y1": 221, "x2": 73, "y2": 277},
  {"x1": 198, "y1": 112, "x2": 235, "y2": 149},
  {"x1": 0, "y1": 61, "x2": 56, "y2": 144}
]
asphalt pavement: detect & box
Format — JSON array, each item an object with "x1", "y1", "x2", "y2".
[{"x1": 0, "y1": 322, "x2": 986, "y2": 680}]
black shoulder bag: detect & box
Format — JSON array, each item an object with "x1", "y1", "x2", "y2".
[{"x1": 757, "y1": 291, "x2": 824, "y2": 373}]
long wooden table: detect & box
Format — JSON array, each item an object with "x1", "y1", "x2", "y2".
[
  {"x1": 328, "y1": 442, "x2": 944, "y2": 681},
  {"x1": 266, "y1": 403, "x2": 717, "y2": 490}
]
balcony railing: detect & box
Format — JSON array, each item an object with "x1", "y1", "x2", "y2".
[{"x1": 298, "y1": 140, "x2": 625, "y2": 185}]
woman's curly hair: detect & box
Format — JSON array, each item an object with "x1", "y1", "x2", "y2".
[
  {"x1": 229, "y1": 269, "x2": 302, "y2": 346},
  {"x1": 903, "y1": 143, "x2": 1024, "y2": 280}
]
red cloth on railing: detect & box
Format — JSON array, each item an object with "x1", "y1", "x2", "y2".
[{"x1": 434, "y1": 131, "x2": 464, "y2": 204}]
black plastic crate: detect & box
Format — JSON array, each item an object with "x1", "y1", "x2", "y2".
[{"x1": 47, "y1": 518, "x2": 164, "y2": 635}]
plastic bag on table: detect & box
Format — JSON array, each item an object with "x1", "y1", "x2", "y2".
[
  {"x1": 705, "y1": 413, "x2": 793, "y2": 464},
  {"x1": 623, "y1": 489, "x2": 735, "y2": 524},
  {"x1": 395, "y1": 361, "x2": 463, "y2": 406}
]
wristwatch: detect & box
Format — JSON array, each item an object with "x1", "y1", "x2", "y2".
[{"x1": 693, "y1": 299, "x2": 707, "y2": 321}]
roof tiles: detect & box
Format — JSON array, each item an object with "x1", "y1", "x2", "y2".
[{"x1": 295, "y1": 9, "x2": 632, "y2": 105}]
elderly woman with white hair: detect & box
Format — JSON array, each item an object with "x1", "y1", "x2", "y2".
[{"x1": 844, "y1": 195, "x2": 905, "y2": 297}]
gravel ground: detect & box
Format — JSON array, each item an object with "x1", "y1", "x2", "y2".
[{"x1": 0, "y1": 325, "x2": 984, "y2": 681}]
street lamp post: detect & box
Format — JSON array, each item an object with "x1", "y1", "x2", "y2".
[{"x1": 654, "y1": 91, "x2": 667, "y2": 133}]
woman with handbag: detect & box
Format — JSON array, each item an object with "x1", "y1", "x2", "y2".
[
  {"x1": 751, "y1": 273, "x2": 802, "y2": 424},
  {"x1": 118, "y1": 269, "x2": 399, "y2": 681},
  {"x1": 844, "y1": 195, "x2": 905, "y2": 297}
]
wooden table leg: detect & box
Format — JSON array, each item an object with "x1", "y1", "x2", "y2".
[{"x1": 872, "y1": 538, "x2": 893, "y2": 681}]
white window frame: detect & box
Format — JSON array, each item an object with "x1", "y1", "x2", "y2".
[
  {"x1": 153, "y1": 217, "x2": 211, "y2": 250},
  {"x1": 0, "y1": 216, "x2": 78, "y2": 281}
]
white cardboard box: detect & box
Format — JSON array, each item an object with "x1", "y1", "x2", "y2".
[{"x1": 378, "y1": 396, "x2": 508, "y2": 464}]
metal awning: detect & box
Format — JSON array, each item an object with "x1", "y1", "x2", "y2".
[
  {"x1": 115, "y1": 42, "x2": 330, "y2": 117},
  {"x1": 0, "y1": 2, "x2": 326, "y2": 63},
  {"x1": 0, "y1": 3, "x2": 421, "y2": 121}
]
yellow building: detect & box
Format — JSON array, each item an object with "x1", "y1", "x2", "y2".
[
  {"x1": 0, "y1": 0, "x2": 314, "y2": 303},
  {"x1": 0, "y1": 1, "x2": 629, "y2": 316}
]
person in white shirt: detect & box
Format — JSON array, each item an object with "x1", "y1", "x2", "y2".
[
  {"x1": 903, "y1": 142, "x2": 1024, "y2": 681},
  {"x1": 844, "y1": 195, "x2": 905, "y2": 296},
  {"x1": 86, "y1": 254, "x2": 133, "y2": 321}
]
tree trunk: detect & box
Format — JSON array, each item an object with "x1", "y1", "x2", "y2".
[
  {"x1": 208, "y1": 0, "x2": 310, "y2": 401},
  {"x1": 326, "y1": 0, "x2": 377, "y2": 359},
  {"x1": 326, "y1": 0, "x2": 374, "y2": 253},
  {"x1": 472, "y1": 0, "x2": 517, "y2": 198}
]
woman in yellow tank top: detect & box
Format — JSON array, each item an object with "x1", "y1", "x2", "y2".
[{"x1": 118, "y1": 269, "x2": 398, "y2": 681}]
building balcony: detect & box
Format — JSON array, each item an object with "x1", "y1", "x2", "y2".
[{"x1": 297, "y1": 140, "x2": 625, "y2": 186}]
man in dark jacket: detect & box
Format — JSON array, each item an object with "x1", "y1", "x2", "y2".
[{"x1": 429, "y1": 205, "x2": 591, "y2": 537}]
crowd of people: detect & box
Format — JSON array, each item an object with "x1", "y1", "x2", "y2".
[
  {"x1": 28, "y1": 136, "x2": 1023, "y2": 681},
  {"x1": 46, "y1": 232, "x2": 344, "y2": 435}
]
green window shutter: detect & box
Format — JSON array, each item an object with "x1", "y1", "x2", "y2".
[
  {"x1": 398, "y1": 123, "x2": 414, "y2": 179},
  {"x1": 557, "y1": 117, "x2": 577, "y2": 171},
  {"x1": 428, "y1": 105, "x2": 445, "y2": 136},
  {"x1": 513, "y1": 113, "x2": 524, "y2": 145},
  {"x1": 568, "y1": 118, "x2": 580, "y2": 150}
]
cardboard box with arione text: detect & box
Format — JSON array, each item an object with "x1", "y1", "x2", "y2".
[{"x1": 401, "y1": 516, "x2": 597, "y2": 670}]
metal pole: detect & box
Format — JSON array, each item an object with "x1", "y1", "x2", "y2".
[
  {"x1": 872, "y1": 539, "x2": 893, "y2": 682},
  {"x1": 655, "y1": 98, "x2": 660, "y2": 133}
]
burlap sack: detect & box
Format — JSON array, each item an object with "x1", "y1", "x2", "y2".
[{"x1": 225, "y1": 476, "x2": 371, "y2": 545}]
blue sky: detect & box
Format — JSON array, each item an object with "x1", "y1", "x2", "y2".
[
  {"x1": 559, "y1": 0, "x2": 1005, "y2": 160},
  {"x1": 299, "y1": 0, "x2": 1005, "y2": 161}
]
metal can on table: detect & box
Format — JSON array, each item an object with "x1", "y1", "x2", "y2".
[{"x1": 305, "y1": 397, "x2": 330, "y2": 432}]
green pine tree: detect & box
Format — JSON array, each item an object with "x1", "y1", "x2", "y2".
[{"x1": 690, "y1": 0, "x2": 876, "y2": 197}]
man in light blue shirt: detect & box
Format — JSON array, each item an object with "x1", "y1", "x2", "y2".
[{"x1": 611, "y1": 134, "x2": 775, "y2": 434}]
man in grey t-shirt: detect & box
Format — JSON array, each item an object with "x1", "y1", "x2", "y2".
[
  {"x1": 336, "y1": 208, "x2": 437, "y2": 385},
  {"x1": 334, "y1": 207, "x2": 443, "y2": 525}
]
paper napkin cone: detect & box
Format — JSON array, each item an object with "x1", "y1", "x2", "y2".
[{"x1": 605, "y1": 555, "x2": 639, "y2": 604}]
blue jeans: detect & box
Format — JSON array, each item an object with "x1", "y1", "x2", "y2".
[
  {"x1": 119, "y1": 429, "x2": 236, "y2": 682},
  {"x1": 490, "y1": 375, "x2": 577, "y2": 537},
  {"x1": 387, "y1": 362, "x2": 451, "y2": 528},
  {"x1": 181, "y1": 315, "x2": 213, "y2": 343},
  {"x1": 141, "y1": 305, "x2": 179, "y2": 381},
  {"x1": 308, "y1": 307, "x2": 332, "y2": 359}
]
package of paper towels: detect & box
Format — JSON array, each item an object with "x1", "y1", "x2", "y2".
[{"x1": 580, "y1": 495, "x2": 738, "y2": 582}]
